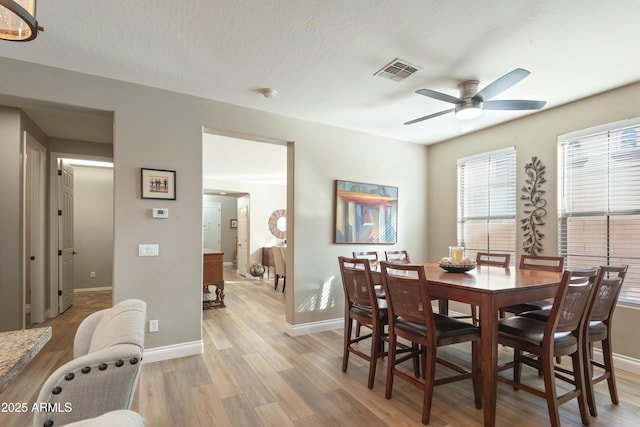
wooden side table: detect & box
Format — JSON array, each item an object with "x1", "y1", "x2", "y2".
[{"x1": 203, "y1": 249, "x2": 225, "y2": 309}]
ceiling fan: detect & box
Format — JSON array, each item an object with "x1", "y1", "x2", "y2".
[{"x1": 405, "y1": 68, "x2": 546, "y2": 125}]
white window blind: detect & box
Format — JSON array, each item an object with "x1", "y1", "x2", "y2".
[
  {"x1": 457, "y1": 147, "x2": 516, "y2": 262},
  {"x1": 559, "y1": 120, "x2": 640, "y2": 305}
]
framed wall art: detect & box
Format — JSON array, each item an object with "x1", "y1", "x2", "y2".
[
  {"x1": 334, "y1": 180, "x2": 398, "y2": 244},
  {"x1": 141, "y1": 168, "x2": 176, "y2": 200}
]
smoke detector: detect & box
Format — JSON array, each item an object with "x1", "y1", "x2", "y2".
[
  {"x1": 374, "y1": 58, "x2": 421, "y2": 82},
  {"x1": 261, "y1": 88, "x2": 277, "y2": 98}
]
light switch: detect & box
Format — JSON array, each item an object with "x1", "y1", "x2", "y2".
[
  {"x1": 138, "y1": 244, "x2": 159, "y2": 256},
  {"x1": 153, "y1": 208, "x2": 169, "y2": 218}
]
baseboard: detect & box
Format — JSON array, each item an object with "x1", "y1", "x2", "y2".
[
  {"x1": 74, "y1": 286, "x2": 113, "y2": 292},
  {"x1": 142, "y1": 340, "x2": 203, "y2": 364},
  {"x1": 284, "y1": 318, "x2": 343, "y2": 337}
]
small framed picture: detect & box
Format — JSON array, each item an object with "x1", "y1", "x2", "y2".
[
  {"x1": 141, "y1": 168, "x2": 176, "y2": 200},
  {"x1": 230, "y1": 219, "x2": 238, "y2": 228}
]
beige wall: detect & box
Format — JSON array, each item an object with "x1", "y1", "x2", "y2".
[
  {"x1": 0, "y1": 57, "x2": 427, "y2": 353},
  {"x1": 427, "y1": 81, "x2": 640, "y2": 363},
  {"x1": 73, "y1": 165, "x2": 114, "y2": 289}
]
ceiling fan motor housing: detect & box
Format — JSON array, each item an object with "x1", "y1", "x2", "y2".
[{"x1": 455, "y1": 80, "x2": 482, "y2": 117}]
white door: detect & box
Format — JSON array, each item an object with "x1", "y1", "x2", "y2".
[
  {"x1": 203, "y1": 201, "x2": 222, "y2": 250},
  {"x1": 237, "y1": 195, "x2": 250, "y2": 276},
  {"x1": 59, "y1": 160, "x2": 75, "y2": 313},
  {"x1": 25, "y1": 133, "x2": 46, "y2": 324}
]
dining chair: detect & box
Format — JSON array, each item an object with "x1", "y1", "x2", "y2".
[
  {"x1": 338, "y1": 256, "x2": 389, "y2": 389},
  {"x1": 476, "y1": 252, "x2": 511, "y2": 267},
  {"x1": 380, "y1": 261, "x2": 481, "y2": 425},
  {"x1": 500, "y1": 255, "x2": 564, "y2": 317},
  {"x1": 522, "y1": 265, "x2": 629, "y2": 417},
  {"x1": 353, "y1": 251, "x2": 379, "y2": 267},
  {"x1": 273, "y1": 246, "x2": 286, "y2": 292},
  {"x1": 497, "y1": 268, "x2": 603, "y2": 427},
  {"x1": 457, "y1": 252, "x2": 512, "y2": 325},
  {"x1": 385, "y1": 250, "x2": 411, "y2": 264}
]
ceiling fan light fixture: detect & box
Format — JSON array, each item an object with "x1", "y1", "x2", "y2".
[
  {"x1": 455, "y1": 99, "x2": 483, "y2": 120},
  {"x1": 0, "y1": 0, "x2": 41, "y2": 41}
]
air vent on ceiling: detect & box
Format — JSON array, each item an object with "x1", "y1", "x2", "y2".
[{"x1": 374, "y1": 58, "x2": 421, "y2": 82}]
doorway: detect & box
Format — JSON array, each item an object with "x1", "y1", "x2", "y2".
[
  {"x1": 48, "y1": 155, "x2": 114, "y2": 318},
  {"x1": 202, "y1": 130, "x2": 287, "y2": 280}
]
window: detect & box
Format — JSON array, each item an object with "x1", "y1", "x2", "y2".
[
  {"x1": 457, "y1": 147, "x2": 516, "y2": 262},
  {"x1": 559, "y1": 119, "x2": 640, "y2": 305}
]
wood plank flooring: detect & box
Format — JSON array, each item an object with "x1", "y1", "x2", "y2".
[{"x1": 2, "y1": 269, "x2": 640, "y2": 426}]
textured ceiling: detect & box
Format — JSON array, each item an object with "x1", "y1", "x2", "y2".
[{"x1": 2, "y1": 0, "x2": 640, "y2": 145}]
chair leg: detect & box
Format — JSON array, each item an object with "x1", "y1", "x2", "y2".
[
  {"x1": 541, "y1": 353, "x2": 562, "y2": 427},
  {"x1": 282, "y1": 276, "x2": 286, "y2": 293},
  {"x1": 385, "y1": 331, "x2": 397, "y2": 399},
  {"x1": 368, "y1": 321, "x2": 381, "y2": 389},
  {"x1": 471, "y1": 340, "x2": 482, "y2": 409},
  {"x1": 572, "y1": 350, "x2": 591, "y2": 426},
  {"x1": 274, "y1": 275, "x2": 279, "y2": 290},
  {"x1": 513, "y1": 350, "x2": 523, "y2": 390},
  {"x1": 342, "y1": 317, "x2": 352, "y2": 373},
  {"x1": 584, "y1": 341, "x2": 598, "y2": 417},
  {"x1": 421, "y1": 345, "x2": 437, "y2": 425},
  {"x1": 602, "y1": 337, "x2": 619, "y2": 405}
]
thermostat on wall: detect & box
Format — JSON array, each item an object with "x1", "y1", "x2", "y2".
[{"x1": 152, "y1": 208, "x2": 169, "y2": 218}]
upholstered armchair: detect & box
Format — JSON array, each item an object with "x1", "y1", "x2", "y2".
[{"x1": 33, "y1": 299, "x2": 146, "y2": 427}]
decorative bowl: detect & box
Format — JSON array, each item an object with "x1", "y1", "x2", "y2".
[{"x1": 438, "y1": 262, "x2": 476, "y2": 273}]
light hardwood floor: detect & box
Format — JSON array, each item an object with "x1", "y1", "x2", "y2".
[{"x1": 2, "y1": 268, "x2": 640, "y2": 426}]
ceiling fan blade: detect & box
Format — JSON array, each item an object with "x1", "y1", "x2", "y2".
[
  {"x1": 416, "y1": 89, "x2": 462, "y2": 105},
  {"x1": 404, "y1": 108, "x2": 455, "y2": 125},
  {"x1": 474, "y1": 68, "x2": 530, "y2": 101},
  {"x1": 483, "y1": 100, "x2": 546, "y2": 110}
]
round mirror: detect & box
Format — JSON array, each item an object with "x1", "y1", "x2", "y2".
[{"x1": 268, "y1": 209, "x2": 286, "y2": 239}]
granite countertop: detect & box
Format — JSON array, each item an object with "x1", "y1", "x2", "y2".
[{"x1": 0, "y1": 327, "x2": 52, "y2": 393}]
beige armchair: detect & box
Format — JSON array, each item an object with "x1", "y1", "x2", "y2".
[
  {"x1": 33, "y1": 299, "x2": 146, "y2": 427},
  {"x1": 273, "y1": 246, "x2": 286, "y2": 292}
]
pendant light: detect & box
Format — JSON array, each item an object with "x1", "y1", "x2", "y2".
[{"x1": 0, "y1": 0, "x2": 43, "y2": 41}]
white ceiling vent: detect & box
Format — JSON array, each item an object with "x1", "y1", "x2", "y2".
[{"x1": 374, "y1": 58, "x2": 421, "y2": 82}]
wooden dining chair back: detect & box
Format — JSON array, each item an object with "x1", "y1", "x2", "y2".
[
  {"x1": 476, "y1": 252, "x2": 511, "y2": 267},
  {"x1": 273, "y1": 246, "x2": 286, "y2": 292},
  {"x1": 583, "y1": 264, "x2": 628, "y2": 416},
  {"x1": 385, "y1": 250, "x2": 411, "y2": 264},
  {"x1": 497, "y1": 268, "x2": 603, "y2": 427},
  {"x1": 338, "y1": 256, "x2": 388, "y2": 389},
  {"x1": 501, "y1": 255, "x2": 565, "y2": 317},
  {"x1": 380, "y1": 261, "x2": 481, "y2": 425},
  {"x1": 520, "y1": 255, "x2": 564, "y2": 272},
  {"x1": 353, "y1": 251, "x2": 379, "y2": 267}
]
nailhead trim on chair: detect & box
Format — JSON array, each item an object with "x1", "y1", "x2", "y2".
[
  {"x1": 81, "y1": 366, "x2": 91, "y2": 374},
  {"x1": 44, "y1": 420, "x2": 54, "y2": 427},
  {"x1": 65, "y1": 373, "x2": 75, "y2": 381},
  {"x1": 115, "y1": 359, "x2": 124, "y2": 367},
  {"x1": 130, "y1": 357, "x2": 139, "y2": 365},
  {"x1": 52, "y1": 386, "x2": 62, "y2": 394},
  {"x1": 99, "y1": 363, "x2": 108, "y2": 370}
]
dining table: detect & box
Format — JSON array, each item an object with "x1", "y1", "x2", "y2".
[{"x1": 420, "y1": 262, "x2": 564, "y2": 427}]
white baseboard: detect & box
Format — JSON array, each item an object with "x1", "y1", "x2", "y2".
[
  {"x1": 74, "y1": 286, "x2": 113, "y2": 292},
  {"x1": 284, "y1": 318, "x2": 343, "y2": 337},
  {"x1": 142, "y1": 340, "x2": 203, "y2": 364}
]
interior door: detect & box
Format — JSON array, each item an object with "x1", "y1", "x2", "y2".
[
  {"x1": 237, "y1": 195, "x2": 250, "y2": 276},
  {"x1": 59, "y1": 160, "x2": 75, "y2": 313},
  {"x1": 203, "y1": 200, "x2": 222, "y2": 250}
]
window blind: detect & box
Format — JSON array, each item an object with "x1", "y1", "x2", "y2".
[
  {"x1": 558, "y1": 120, "x2": 640, "y2": 305},
  {"x1": 457, "y1": 147, "x2": 516, "y2": 262}
]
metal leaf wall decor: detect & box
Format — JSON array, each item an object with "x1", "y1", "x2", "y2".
[{"x1": 521, "y1": 156, "x2": 547, "y2": 255}]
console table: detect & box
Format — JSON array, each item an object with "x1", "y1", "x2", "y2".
[{"x1": 203, "y1": 249, "x2": 225, "y2": 309}]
